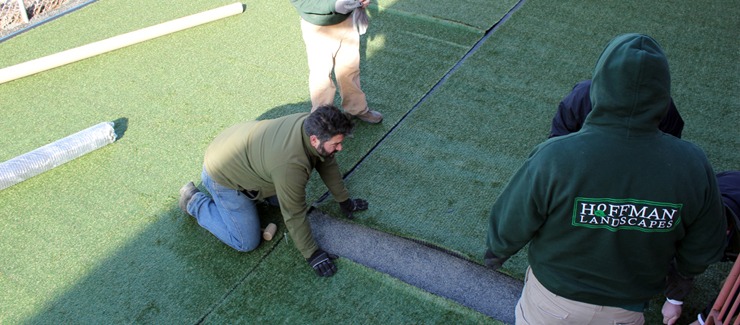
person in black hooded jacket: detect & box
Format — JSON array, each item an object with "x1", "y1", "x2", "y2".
[{"x1": 549, "y1": 79, "x2": 685, "y2": 139}]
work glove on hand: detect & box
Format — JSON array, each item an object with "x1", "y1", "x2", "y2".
[
  {"x1": 661, "y1": 299, "x2": 682, "y2": 325},
  {"x1": 334, "y1": 0, "x2": 362, "y2": 14},
  {"x1": 339, "y1": 198, "x2": 368, "y2": 219},
  {"x1": 484, "y1": 249, "x2": 509, "y2": 271},
  {"x1": 307, "y1": 249, "x2": 338, "y2": 277}
]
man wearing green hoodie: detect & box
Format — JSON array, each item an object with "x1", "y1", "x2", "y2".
[
  {"x1": 179, "y1": 105, "x2": 369, "y2": 277},
  {"x1": 485, "y1": 34, "x2": 726, "y2": 324},
  {"x1": 290, "y1": 0, "x2": 383, "y2": 124}
]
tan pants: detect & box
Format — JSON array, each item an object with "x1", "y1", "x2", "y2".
[
  {"x1": 300, "y1": 17, "x2": 367, "y2": 115},
  {"x1": 516, "y1": 267, "x2": 645, "y2": 325}
]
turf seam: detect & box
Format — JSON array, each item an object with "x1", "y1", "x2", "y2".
[
  {"x1": 201, "y1": 1, "x2": 527, "y2": 321},
  {"x1": 315, "y1": 0, "x2": 527, "y2": 205},
  {"x1": 311, "y1": 0, "x2": 528, "y2": 292},
  {"x1": 192, "y1": 239, "x2": 283, "y2": 325},
  {"x1": 195, "y1": 2, "x2": 528, "y2": 319},
  {"x1": 375, "y1": 6, "x2": 482, "y2": 33}
]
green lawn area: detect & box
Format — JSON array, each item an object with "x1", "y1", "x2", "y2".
[{"x1": 0, "y1": 0, "x2": 737, "y2": 324}]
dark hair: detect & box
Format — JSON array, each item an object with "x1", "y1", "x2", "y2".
[{"x1": 303, "y1": 105, "x2": 354, "y2": 141}]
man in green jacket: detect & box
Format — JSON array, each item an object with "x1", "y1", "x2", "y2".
[
  {"x1": 179, "y1": 105, "x2": 368, "y2": 277},
  {"x1": 290, "y1": 0, "x2": 383, "y2": 124},
  {"x1": 485, "y1": 34, "x2": 726, "y2": 324}
]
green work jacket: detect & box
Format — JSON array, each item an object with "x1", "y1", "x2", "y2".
[{"x1": 204, "y1": 113, "x2": 349, "y2": 258}]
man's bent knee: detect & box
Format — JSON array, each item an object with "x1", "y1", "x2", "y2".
[{"x1": 230, "y1": 237, "x2": 260, "y2": 253}]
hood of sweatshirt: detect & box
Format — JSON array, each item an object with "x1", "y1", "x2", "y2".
[{"x1": 584, "y1": 34, "x2": 671, "y2": 138}]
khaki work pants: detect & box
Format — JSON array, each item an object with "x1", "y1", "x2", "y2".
[
  {"x1": 300, "y1": 17, "x2": 367, "y2": 116},
  {"x1": 515, "y1": 267, "x2": 645, "y2": 325}
]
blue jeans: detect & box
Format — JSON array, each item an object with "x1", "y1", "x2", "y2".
[{"x1": 187, "y1": 168, "x2": 261, "y2": 252}]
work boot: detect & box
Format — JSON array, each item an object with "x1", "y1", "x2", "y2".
[
  {"x1": 179, "y1": 182, "x2": 200, "y2": 216},
  {"x1": 354, "y1": 109, "x2": 383, "y2": 124}
]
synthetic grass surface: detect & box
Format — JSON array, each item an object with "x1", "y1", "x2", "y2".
[
  {"x1": 15, "y1": 224, "x2": 498, "y2": 324},
  {"x1": 17, "y1": 206, "x2": 281, "y2": 323},
  {"x1": 375, "y1": 0, "x2": 519, "y2": 31},
  {"x1": 1, "y1": 0, "x2": 736, "y2": 323},
  {"x1": 327, "y1": 0, "x2": 739, "y2": 267},
  {"x1": 203, "y1": 240, "x2": 501, "y2": 324},
  {"x1": 319, "y1": 0, "x2": 738, "y2": 323},
  {"x1": 0, "y1": 0, "x2": 516, "y2": 323}
]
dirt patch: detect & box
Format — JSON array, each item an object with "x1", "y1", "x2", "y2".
[{"x1": 1, "y1": 0, "x2": 93, "y2": 40}]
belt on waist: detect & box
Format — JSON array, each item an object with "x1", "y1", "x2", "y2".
[{"x1": 239, "y1": 188, "x2": 259, "y2": 199}]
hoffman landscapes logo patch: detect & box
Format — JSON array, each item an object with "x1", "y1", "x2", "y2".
[{"x1": 572, "y1": 197, "x2": 682, "y2": 232}]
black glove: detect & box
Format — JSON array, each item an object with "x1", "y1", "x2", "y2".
[
  {"x1": 484, "y1": 249, "x2": 509, "y2": 271},
  {"x1": 307, "y1": 249, "x2": 338, "y2": 277},
  {"x1": 339, "y1": 198, "x2": 368, "y2": 219}
]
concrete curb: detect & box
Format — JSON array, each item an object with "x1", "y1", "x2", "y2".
[{"x1": 309, "y1": 210, "x2": 522, "y2": 324}]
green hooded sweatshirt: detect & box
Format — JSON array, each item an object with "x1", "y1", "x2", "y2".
[
  {"x1": 204, "y1": 113, "x2": 349, "y2": 258},
  {"x1": 290, "y1": 0, "x2": 352, "y2": 26},
  {"x1": 486, "y1": 34, "x2": 726, "y2": 309}
]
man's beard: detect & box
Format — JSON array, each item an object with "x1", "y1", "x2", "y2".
[{"x1": 316, "y1": 142, "x2": 335, "y2": 158}]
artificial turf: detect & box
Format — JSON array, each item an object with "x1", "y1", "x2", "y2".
[
  {"x1": 0, "y1": 0, "x2": 515, "y2": 323},
  {"x1": 323, "y1": 0, "x2": 739, "y2": 265},
  {"x1": 318, "y1": 0, "x2": 739, "y2": 322},
  {"x1": 202, "y1": 241, "x2": 501, "y2": 325},
  {"x1": 0, "y1": 0, "x2": 737, "y2": 324}
]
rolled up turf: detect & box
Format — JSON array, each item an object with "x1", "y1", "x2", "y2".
[{"x1": 0, "y1": 121, "x2": 116, "y2": 191}]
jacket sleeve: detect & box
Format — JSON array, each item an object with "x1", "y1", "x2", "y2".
[
  {"x1": 674, "y1": 165, "x2": 727, "y2": 277},
  {"x1": 486, "y1": 158, "x2": 547, "y2": 259},
  {"x1": 273, "y1": 165, "x2": 318, "y2": 259},
  {"x1": 549, "y1": 80, "x2": 593, "y2": 138},
  {"x1": 315, "y1": 156, "x2": 350, "y2": 203}
]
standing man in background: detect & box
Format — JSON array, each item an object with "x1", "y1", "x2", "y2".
[
  {"x1": 485, "y1": 34, "x2": 727, "y2": 324},
  {"x1": 290, "y1": 0, "x2": 383, "y2": 124}
]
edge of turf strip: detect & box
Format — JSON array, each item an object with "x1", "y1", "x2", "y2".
[{"x1": 308, "y1": 209, "x2": 522, "y2": 324}]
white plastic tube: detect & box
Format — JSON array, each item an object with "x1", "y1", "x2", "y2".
[
  {"x1": 16, "y1": 0, "x2": 29, "y2": 23},
  {"x1": 0, "y1": 2, "x2": 244, "y2": 84},
  {"x1": 0, "y1": 122, "x2": 117, "y2": 191}
]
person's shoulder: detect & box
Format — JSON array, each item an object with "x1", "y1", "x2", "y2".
[
  {"x1": 659, "y1": 136, "x2": 716, "y2": 172},
  {"x1": 668, "y1": 136, "x2": 709, "y2": 156},
  {"x1": 574, "y1": 79, "x2": 592, "y2": 89},
  {"x1": 518, "y1": 136, "x2": 572, "y2": 166},
  {"x1": 536, "y1": 132, "x2": 578, "y2": 151},
  {"x1": 275, "y1": 112, "x2": 310, "y2": 122},
  {"x1": 718, "y1": 170, "x2": 740, "y2": 180}
]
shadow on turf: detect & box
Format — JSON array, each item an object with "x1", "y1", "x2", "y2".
[
  {"x1": 19, "y1": 101, "x2": 379, "y2": 323},
  {"x1": 20, "y1": 103, "x2": 301, "y2": 323},
  {"x1": 112, "y1": 117, "x2": 128, "y2": 140},
  {"x1": 25, "y1": 208, "x2": 285, "y2": 323}
]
